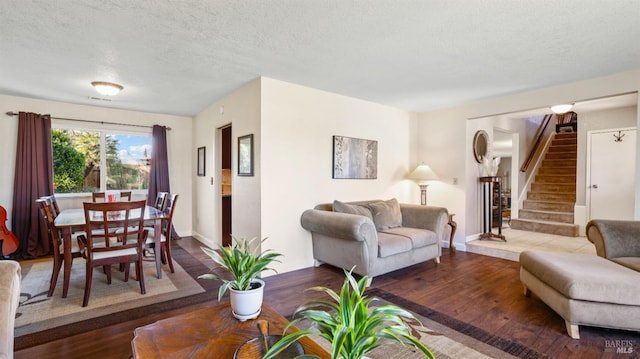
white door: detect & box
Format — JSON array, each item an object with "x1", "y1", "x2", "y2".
[{"x1": 589, "y1": 128, "x2": 636, "y2": 220}]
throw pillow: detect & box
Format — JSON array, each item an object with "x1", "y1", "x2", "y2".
[
  {"x1": 333, "y1": 200, "x2": 373, "y2": 220},
  {"x1": 368, "y1": 198, "x2": 402, "y2": 230}
]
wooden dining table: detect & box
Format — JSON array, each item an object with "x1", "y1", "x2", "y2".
[{"x1": 53, "y1": 205, "x2": 169, "y2": 298}]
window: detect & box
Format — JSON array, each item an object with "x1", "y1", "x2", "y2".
[{"x1": 52, "y1": 129, "x2": 152, "y2": 193}]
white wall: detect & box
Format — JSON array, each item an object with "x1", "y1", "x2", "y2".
[
  {"x1": 191, "y1": 79, "x2": 262, "y2": 248},
  {"x1": 418, "y1": 69, "x2": 640, "y2": 249},
  {"x1": 0, "y1": 94, "x2": 193, "y2": 236},
  {"x1": 192, "y1": 77, "x2": 419, "y2": 274},
  {"x1": 259, "y1": 78, "x2": 418, "y2": 273}
]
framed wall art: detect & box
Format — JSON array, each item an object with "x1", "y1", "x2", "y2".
[
  {"x1": 238, "y1": 134, "x2": 254, "y2": 176},
  {"x1": 332, "y1": 135, "x2": 378, "y2": 179},
  {"x1": 197, "y1": 146, "x2": 206, "y2": 176}
]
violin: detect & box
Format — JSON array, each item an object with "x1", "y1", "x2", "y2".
[{"x1": 0, "y1": 205, "x2": 19, "y2": 256}]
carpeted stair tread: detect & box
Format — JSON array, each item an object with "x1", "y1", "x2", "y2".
[
  {"x1": 515, "y1": 131, "x2": 578, "y2": 237},
  {"x1": 520, "y1": 208, "x2": 574, "y2": 215},
  {"x1": 512, "y1": 218, "x2": 577, "y2": 226},
  {"x1": 510, "y1": 218, "x2": 579, "y2": 237}
]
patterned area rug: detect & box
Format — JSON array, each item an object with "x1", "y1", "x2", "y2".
[
  {"x1": 14, "y1": 243, "x2": 218, "y2": 350},
  {"x1": 361, "y1": 288, "x2": 547, "y2": 359}
]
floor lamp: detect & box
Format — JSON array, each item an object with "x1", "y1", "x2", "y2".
[{"x1": 409, "y1": 164, "x2": 439, "y2": 205}]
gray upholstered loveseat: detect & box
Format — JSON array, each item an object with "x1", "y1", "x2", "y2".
[
  {"x1": 519, "y1": 219, "x2": 640, "y2": 339},
  {"x1": 300, "y1": 199, "x2": 449, "y2": 283}
]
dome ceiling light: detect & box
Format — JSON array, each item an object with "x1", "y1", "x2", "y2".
[
  {"x1": 550, "y1": 104, "x2": 573, "y2": 114},
  {"x1": 91, "y1": 81, "x2": 123, "y2": 96}
]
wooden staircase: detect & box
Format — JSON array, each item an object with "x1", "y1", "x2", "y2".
[{"x1": 510, "y1": 132, "x2": 579, "y2": 237}]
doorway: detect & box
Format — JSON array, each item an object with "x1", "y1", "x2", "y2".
[
  {"x1": 493, "y1": 128, "x2": 519, "y2": 224},
  {"x1": 221, "y1": 125, "x2": 232, "y2": 246}
]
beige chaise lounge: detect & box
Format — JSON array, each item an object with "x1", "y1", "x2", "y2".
[
  {"x1": 300, "y1": 198, "x2": 448, "y2": 283},
  {"x1": 519, "y1": 219, "x2": 640, "y2": 339}
]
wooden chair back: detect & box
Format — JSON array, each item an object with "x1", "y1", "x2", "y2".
[
  {"x1": 40, "y1": 195, "x2": 61, "y2": 216},
  {"x1": 92, "y1": 191, "x2": 132, "y2": 202},
  {"x1": 160, "y1": 194, "x2": 179, "y2": 238},
  {"x1": 36, "y1": 198, "x2": 58, "y2": 242},
  {"x1": 83, "y1": 200, "x2": 146, "y2": 251},
  {"x1": 153, "y1": 192, "x2": 169, "y2": 210}
]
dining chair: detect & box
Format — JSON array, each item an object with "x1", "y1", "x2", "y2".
[
  {"x1": 92, "y1": 191, "x2": 132, "y2": 202},
  {"x1": 144, "y1": 191, "x2": 169, "y2": 231},
  {"x1": 40, "y1": 194, "x2": 61, "y2": 216},
  {"x1": 153, "y1": 192, "x2": 169, "y2": 210},
  {"x1": 36, "y1": 198, "x2": 82, "y2": 297},
  {"x1": 144, "y1": 194, "x2": 179, "y2": 273},
  {"x1": 78, "y1": 200, "x2": 148, "y2": 307}
]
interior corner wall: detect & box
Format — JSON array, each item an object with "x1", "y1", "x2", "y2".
[
  {"x1": 418, "y1": 69, "x2": 640, "y2": 248},
  {"x1": 259, "y1": 77, "x2": 417, "y2": 274},
  {"x1": 0, "y1": 94, "x2": 193, "y2": 236},
  {"x1": 192, "y1": 79, "x2": 262, "y2": 248}
]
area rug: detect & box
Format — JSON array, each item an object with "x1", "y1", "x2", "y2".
[
  {"x1": 14, "y1": 243, "x2": 218, "y2": 350},
  {"x1": 360, "y1": 288, "x2": 547, "y2": 359}
]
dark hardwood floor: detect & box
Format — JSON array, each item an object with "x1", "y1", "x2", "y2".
[{"x1": 14, "y1": 237, "x2": 640, "y2": 359}]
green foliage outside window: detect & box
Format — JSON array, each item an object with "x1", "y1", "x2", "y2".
[
  {"x1": 52, "y1": 130, "x2": 86, "y2": 192},
  {"x1": 52, "y1": 129, "x2": 151, "y2": 193}
]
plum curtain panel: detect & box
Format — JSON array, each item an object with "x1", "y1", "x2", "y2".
[
  {"x1": 147, "y1": 125, "x2": 177, "y2": 239},
  {"x1": 12, "y1": 112, "x2": 54, "y2": 258},
  {"x1": 148, "y1": 125, "x2": 170, "y2": 206}
]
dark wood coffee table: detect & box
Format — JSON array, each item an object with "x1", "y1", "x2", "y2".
[{"x1": 131, "y1": 302, "x2": 329, "y2": 358}]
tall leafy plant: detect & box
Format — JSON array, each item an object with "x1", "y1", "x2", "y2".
[
  {"x1": 198, "y1": 237, "x2": 283, "y2": 301},
  {"x1": 264, "y1": 268, "x2": 435, "y2": 359}
]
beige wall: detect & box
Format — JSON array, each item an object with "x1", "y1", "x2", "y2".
[
  {"x1": 418, "y1": 70, "x2": 640, "y2": 249},
  {"x1": 192, "y1": 77, "x2": 421, "y2": 274},
  {"x1": 5, "y1": 69, "x2": 640, "y2": 273},
  {"x1": 0, "y1": 94, "x2": 193, "y2": 236},
  {"x1": 191, "y1": 79, "x2": 262, "y2": 248},
  {"x1": 259, "y1": 78, "x2": 420, "y2": 273}
]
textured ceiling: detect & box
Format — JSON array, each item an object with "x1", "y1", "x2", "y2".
[{"x1": 1, "y1": 1, "x2": 639, "y2": 117}]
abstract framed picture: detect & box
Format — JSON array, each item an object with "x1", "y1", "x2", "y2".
[
  {"x1": 238, "y1": 134, "x2": 254, "y2": 176},
  {"x1": 197, "y1": 146, "x2": 206, "y2": 176},
  {"x1": 332, "y1": 135, "x2": 378, "y2": 179}
]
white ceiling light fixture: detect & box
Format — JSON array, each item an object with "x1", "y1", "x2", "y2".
[
  {"x1": 91, "y1": 81, "x2": 123, "y2": 96},
  {"x1": 550, "y1": 104, "x2": 573, "y2": 114}
]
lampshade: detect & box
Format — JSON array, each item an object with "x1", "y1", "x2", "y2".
[
  {"x1": 550, "y1": 104, "x2": 573, "y2": 114},
  {"x1": 409, "y1": 164, "x2": 439, "y2": 183},
  {"x1": 91, "y1": 81, "x2": 123, "y2": 96}
]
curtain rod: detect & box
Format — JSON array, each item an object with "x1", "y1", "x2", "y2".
[{"x1": 5, "y1": 111, "x2": 171, "y2": 130}]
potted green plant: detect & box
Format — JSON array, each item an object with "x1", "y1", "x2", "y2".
[
  {"x1": 263, "y1": 268, "x2": 435, "y2": 359},
  {"x1": 198, "y1": 236, "x2": 283, "y2": 321}
]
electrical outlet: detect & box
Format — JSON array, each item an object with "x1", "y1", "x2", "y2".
[{"x1": 453, "y1": 177, "x2": 458, "y2": 185}]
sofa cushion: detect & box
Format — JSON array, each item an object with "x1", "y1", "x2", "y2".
[
  {"x1": 611, "y1": 257, "x2": 640, "y2": 272},
  {"x1": 369, "y1": 198, "x2": 402, "y2": 230},
  {"x1": 520, "y1": 250, "x2": 640, "y2": 306},
  {"x1": 333, "y1": 200, "x2": 373, "y2": 220},
  {"x1": 380, "y1": 227, "x2": 437, "y2": 249},
  {"x1": 377, "y1": 232, "x2": 412, "y2": 258}
]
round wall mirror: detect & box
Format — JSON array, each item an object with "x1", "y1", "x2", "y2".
[{"x1": 473, "y1": 130, "x2": 489, "y2": 163}]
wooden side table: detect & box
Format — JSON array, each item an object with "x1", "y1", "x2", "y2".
[
  {"x1": 132, "y1": 302, "x2": 329, "y2": 358},
  {"x1": 448, "y1": 213, "x2": 457, "y2": 252}
]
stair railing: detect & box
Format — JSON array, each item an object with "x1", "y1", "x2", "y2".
[{"x1": 520, "y1": 114, "x2": 553, "y2": 173}]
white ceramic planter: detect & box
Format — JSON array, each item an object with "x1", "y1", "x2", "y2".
[{"x1": 229, "y1": 278, "x2": 265, "y2": 321}]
